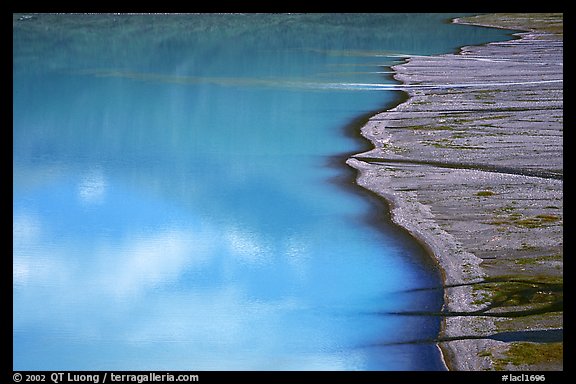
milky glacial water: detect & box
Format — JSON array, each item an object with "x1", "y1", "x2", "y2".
[{"x1": 13, "y1": 13, "x2": 514, "y2": 370}]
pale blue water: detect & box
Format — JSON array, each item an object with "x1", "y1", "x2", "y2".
[{"x1": 13, "y1": 13, "x2": 514, "y2": 371}]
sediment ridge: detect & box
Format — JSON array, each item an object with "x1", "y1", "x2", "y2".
[{"x1": 347, "y1": 13, "x2": 563, "y2": 371}]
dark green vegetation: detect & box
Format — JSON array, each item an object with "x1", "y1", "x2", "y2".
[
  {"x1": 471, "y1": 276, "x2": 562, "y2": 313},
  {"x1": 493, "y1": 342, "x2": 563, "y2": 370},
  {"x1": 476, "y1": 190, "x2": 495, "y2": 197}
]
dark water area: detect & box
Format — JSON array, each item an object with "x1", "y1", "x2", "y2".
[{"x1": 13, "y1": 13, "x2": 515, "y2": 370}]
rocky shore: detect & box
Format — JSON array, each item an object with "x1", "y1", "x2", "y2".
[{"x1": 347, "y1": 13, "x2": 563, "y2": 371}]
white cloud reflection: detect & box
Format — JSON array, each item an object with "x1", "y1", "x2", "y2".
[
  {"x1": 14, "y1": 227, "x2": 216, "y2": 293},
  {"x1": 13, "y1": 211, "x2": 42, "y2": 244},
  {"x1": 13, "y1": 212, "x2": 47, "y2": 287},
  {"x1": 283, "y1": 233, "x2": 311, "y2": 280},
  {"x1": 13, "y1": 180, "x2": 377, "y2": 370},
  {"x1": 77, "y1": 167, "x2": 107, "y2": 205},
  {"x1": 13, "y1": 214, "x2": 364, "y2": 369},
  {"x1": 225, "y1": 226, "x2": 272, "y2": 265},
  {"x1": 101, "y1": 228, "x2": 215, "y2": 297}
]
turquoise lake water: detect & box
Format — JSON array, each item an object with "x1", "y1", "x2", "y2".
[{"x1": 13, "y1": 13, "x2": 514, "y2": 370}]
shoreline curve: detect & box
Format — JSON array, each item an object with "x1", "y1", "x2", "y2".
[{"x1": 348, "y1": 13, "x2": 563, "y2": 371}]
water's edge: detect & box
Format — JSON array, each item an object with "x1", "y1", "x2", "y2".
[
  {"x1": 15, "y1": 13, "x2": 554, "y2": 370},
  {"x1": 347, "y1": 14, "x2": 563, "y2": 371}
]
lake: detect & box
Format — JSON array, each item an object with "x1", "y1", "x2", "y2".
[{"x1": 13, "y1": 13, "x2": 513, "y2": 370}]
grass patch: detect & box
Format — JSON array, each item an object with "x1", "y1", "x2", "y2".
[
  {"x1": 493, "y1": 342, "x2": 563, "y2": 370},
  {"x1": 478, "y1": 350, "x2": 492, "y2": 358},
  {"x1": 515, "y1": 254, "x2": 563, "y2": 266},
  {"x1": 460, "y1": 13, "x2": 563, "y2": 36},
  {"x1": 535, "y1": 214, "x2": 561, "y2": 222},
  {"x1": 477, "y1": 190, "x2": 495, "y2": 197},
  {"x1": 498, "y1": 204, "x2": 517, "y2": 213},
  {"x1": 471, "y1": 276, "x2": 563, "y2": 308},
  {"x1": 519, "y1": 242, "x2": 537, "y2": 251},
  {"x1": 515, "y1": 214, "x2": 560, "y2": 228},
  {"x1": 489, "y1": 213, "x2": 561, "y2": 229},
  {"x1": 515, "y1": 258, "x2": 540, "y2": 266}
]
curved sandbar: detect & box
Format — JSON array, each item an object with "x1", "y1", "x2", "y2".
[{"x1": 347, "y1": 13, "x2": 563, "y2": 371}]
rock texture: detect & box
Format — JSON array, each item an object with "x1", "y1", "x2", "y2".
[{"x1": 347, "y1": 13, "x2": 563, "y2": 371}]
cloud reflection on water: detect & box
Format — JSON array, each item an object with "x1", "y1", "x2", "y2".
[{"x1": 14, "y1": 13, "x2": 515, "y2": 370}]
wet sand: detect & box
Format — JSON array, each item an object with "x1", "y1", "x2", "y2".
[{"x1": 347, "y1": 13, "x2": 563, "y2": 371}]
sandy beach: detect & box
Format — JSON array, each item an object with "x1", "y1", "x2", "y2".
[{"x1": 348, "y1": 13, "x2": 563, "y2": 371}]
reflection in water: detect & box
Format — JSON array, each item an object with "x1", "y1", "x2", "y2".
[
  {"x1": 13, "y1": 13, "x2": 514, "y2": 370},
  {"x1": 78, "y1": 167, "x2": 107, "y2": 205}
]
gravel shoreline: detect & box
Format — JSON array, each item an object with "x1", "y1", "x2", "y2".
[{"x1": 347, "y1": 13, "x2": 563, "y2": 371}]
